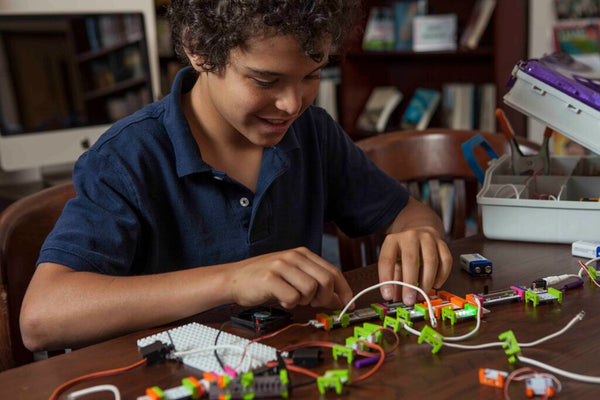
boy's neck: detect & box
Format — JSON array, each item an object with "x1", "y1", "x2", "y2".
[{"x1": 182, "y1": 82, "x2": 263, "y2": 193}]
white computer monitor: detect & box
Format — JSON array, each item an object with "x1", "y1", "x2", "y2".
[{"x1": 0, "y1": 0, "x2": 160, "y2": 185}]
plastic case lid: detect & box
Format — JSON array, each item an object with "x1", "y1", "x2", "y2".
[{"x1": 503, "y1": 52, "x2": 600, "y2": 154}]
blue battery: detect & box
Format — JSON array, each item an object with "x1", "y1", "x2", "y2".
[{"x1": 460, "y1": 253, "x2": 492, "y2": 276}]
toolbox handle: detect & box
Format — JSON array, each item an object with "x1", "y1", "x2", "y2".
[{"x1": 461, "y1": 134, "x2": 499, "y2": 184}]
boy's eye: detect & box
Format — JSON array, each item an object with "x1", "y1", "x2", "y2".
[
  {"x1": 252, "y1": 78, "x2": 277, "y2": 87},
  {"x1": 306, "y1": 73, "x2": 321, "y2": 81}
]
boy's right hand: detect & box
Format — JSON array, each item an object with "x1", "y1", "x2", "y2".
[{"x1": 229, "y1": 247, "x2": 353, "y2": 310}]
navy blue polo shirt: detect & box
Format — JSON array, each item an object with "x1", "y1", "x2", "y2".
[{"x1": 37, "y1": 67, "x2": 409, "y2": 276}]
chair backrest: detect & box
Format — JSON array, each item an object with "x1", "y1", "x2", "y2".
[
  {"x1": 337, "y1": 129, "x2": 541, "y2": 271},
  {"x1": 0, "y1": 182, "x2": 75, "y2": 370}
]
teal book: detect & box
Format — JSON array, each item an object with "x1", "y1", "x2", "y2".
[
  {"x1": 401, "y1": 88, "x2": 441, "y2": 130},
  {"x1": 394, "y1": 0, "x2": 428, "y2": 51}
]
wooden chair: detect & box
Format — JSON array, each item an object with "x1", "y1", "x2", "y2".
[
  {"x1": 0, "y1": 182, "x2": 75, "y2": 370},
  {"x1": 336, "y1": 129, "x2": 541, "y2": 271}
]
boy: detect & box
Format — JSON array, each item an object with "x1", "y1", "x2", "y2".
[{"x1": 21, "y1": 0, "x2": 451, "y2": 352}]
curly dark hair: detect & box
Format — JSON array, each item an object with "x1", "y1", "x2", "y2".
[{"x1": 167, "y1": 0, "x2": 361, "y2": 72}]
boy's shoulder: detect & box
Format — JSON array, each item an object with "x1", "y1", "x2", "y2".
[{"x1": 91, "y1": 98, "x2": 170, "y2": 153}]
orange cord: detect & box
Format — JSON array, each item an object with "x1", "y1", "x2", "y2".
[
  {"x1": 234, "y1": 322, "x2": 312, "y2": 370},
  {"x1": 351, "y1": 340, "x2": 385, "y2": 383},
  {"x1": 49, "y1": 358, "x2": 147, "y2": 400}
]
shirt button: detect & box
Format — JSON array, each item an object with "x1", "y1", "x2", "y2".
[{"x1": 240, "y1": 197, "x2": 250, "y2": 207}]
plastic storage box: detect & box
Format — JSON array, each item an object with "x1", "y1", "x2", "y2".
[{"x1": 477, "y1": 53, "x2": 600, "y2": 243}]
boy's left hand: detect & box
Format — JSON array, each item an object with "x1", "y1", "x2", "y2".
[{"x1": 377, "y1": 226, "x2": 452, "y2": 305}]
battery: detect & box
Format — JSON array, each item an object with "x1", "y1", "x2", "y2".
[
  {"x1": 460, "y1": 253, "x2": 492, "y2": 277},
  {"x1": 571, "y1": 240, "x2": 600, "y2": 259}
]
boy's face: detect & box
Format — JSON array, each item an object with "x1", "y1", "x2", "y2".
[{"x1": 194, "y1": 34, "x2": 330, "y2": 148}]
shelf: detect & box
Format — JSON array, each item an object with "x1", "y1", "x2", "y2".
[
  {"x1": 338, "y1": 0, "x2": 528, "y2": 141},
  {"x1": 347, "y1": 46, "x2": 494, "y2": 60},
  {"x1": 76, "y1": 33, "x2": 144, "y2": 63},
  {"x1": 83, "y1": 76, "x2": 148, "y2": 101}
]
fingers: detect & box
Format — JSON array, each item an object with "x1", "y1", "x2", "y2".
[
  {"x1": 378, "y1": 239, "x2": 399, "y2": 301},
  {"x1": 378, "y1": 229, "x2": 453, "y2": 306},
  {"x1": 433, "y1": 240, "x2": 453, "y2": 288},
  {"x1": 237, "y1": 248, "x2": 353, "y2": 310},
  {"x1": 300, "y1": 249, "x2": 354, "y2": 307}
]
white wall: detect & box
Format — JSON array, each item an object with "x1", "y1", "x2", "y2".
[{"x1": 527, "y1": 0, "x2": 556, "y2": 145}]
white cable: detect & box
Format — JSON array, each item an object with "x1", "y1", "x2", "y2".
[
  {"x1": 337, "y1": 280, "x2": 438, "y2": 328},
  {"x1": 493, "y1": 184, "x2": 521, "y2": 199},
  {"x1": 542, "y1": 274, "x2": 580, "y2": 286},
  {"x1": 442, "y1": 311, "x2": 585, "y2": 351},
  {"x1": 556, "y1": 185, "x2": 566, "y2": 200},
  {"x1": 173, "y1": 344, "x2": 253, "y2": 371},
  {"x1": 400, "y1": 297, "x2": 484, "y2": 343},
  {"x1": 577, "y1": 256, "x2": 600, "y2": 279},
  {"x1": 519, "y1": 311, "x2": 585, "y2": 348},
  {"x1": 519, "y1": 356, "x2": 600, "y2": 384},
  {"x1": 443, "y1": 296, "x2": 482, "y2": 342},
  {"x1": 577, "y1": 257, "x2": 600, "y2": 287},
  {"x1": 67, "y1": 384, "x2": 120, "y2": 400},
  {"x1": 586, "y1": 256, "x2": 600, "y2": 267}
]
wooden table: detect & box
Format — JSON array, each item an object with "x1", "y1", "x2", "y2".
[{"x1": 2, "y1": 236, "x2": 600, "y2": 399}]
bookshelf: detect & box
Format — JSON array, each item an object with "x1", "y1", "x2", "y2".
[
  {"x1": 154, "y1": 0, "x2": 186, "y2": 96},
  {"x1": 67, "y1": 14, "x2": 153, "y2": 123},
  {"x1": 339, "y1": 0, "x2": 528, "y2": 141}
]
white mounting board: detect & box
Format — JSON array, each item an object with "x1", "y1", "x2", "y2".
[{"x1": 137, "y1": 323, "x2": 279, "y2": 374}]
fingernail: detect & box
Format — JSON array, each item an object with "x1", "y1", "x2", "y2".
[
  {"x1": 404, "y1": 292, "x2": 416, "y2": 305},
  {"x1": 382, "y1": 288, "x2": 392, "y2": 300}
]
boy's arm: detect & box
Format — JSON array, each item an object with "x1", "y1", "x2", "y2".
[
  {"x1": 377, "y1": 197, "x2": 453, "y2": 305},
  {"x1": 20, "y1": 247, "x2": 353, "y2": 352}
]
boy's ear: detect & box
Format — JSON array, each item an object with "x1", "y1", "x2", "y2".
[{"x1": 183, "y1": 46, "x2": 205, "y2": 71}]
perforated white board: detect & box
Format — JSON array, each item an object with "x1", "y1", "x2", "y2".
[{"x1": 137, "y1": 323, "x2": 279, "y2": 374}]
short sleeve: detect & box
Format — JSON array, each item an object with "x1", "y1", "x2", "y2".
[
  {"x1": 37, "y1": 149, "x2": 142, "y2": 275},
  {"x1": 321, "y1": 115, "x2": 409, "y2": 237}
]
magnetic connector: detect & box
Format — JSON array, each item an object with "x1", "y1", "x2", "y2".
[
  {"x1": 139, "y1": 340, "x2": 174, "y2": 365},
  {"x1": 291, "y1": 347, "x2": 323, "y2": 368}
]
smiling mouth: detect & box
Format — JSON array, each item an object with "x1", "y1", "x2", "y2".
[{"x1": 262, "y1": 118, "x2": 289, "y2": 125}]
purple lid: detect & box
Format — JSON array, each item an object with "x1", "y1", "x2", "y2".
[{"x1": 515, "y1": 52, "x2": 600, "y2": 111}]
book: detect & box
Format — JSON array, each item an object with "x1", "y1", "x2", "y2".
[
  {"x1": 400, "y1": 88, "x2": 440, "y2": 130},
  {"x1": 442, "y1": 83, "x2": 495, "y2": 131},
  {"x1": 553, "y1": 0, "x2": 600, "y2": 19},
  {"x1": 553, "y1": 20, "x2": 600, "y2": 70},
  {"x1": 451, "y1": 83, "x2": 475, "y2": 130},
  {"x1": 478, "y1": 83, "x2": 496, "y2": 132},
  {"x1": 98, "y1": 15, "x2": 124, "y2": 48},
  {"x1": 393, "y1": 0, "x2": 428, "y2": 51},
  {"x1": 315, "y1": 67, "x2": 341, "y2": 122},
  {"x1": 85, "y1": 17, "x2": 100, "y2": 50},
  {"x1": 412, "y1": 14, "x2": 457, "y2": 52},
  {"x1": 356, "y1": 86, "x2": 403, "y2": 132},
  {"x1": 459, "y1": 0, "x2": 496, "y2": 50},
  {"x1": 362, "y1": 7, "x2": 396, "y2": 51}
]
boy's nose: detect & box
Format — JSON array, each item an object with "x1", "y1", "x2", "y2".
[{"x1": 275, "y1": 86, "x2": 302, "y2": 116}]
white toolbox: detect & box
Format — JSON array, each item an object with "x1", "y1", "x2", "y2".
[{"x1": 476, "y1": 53, "x2": 600, "y2": 243}]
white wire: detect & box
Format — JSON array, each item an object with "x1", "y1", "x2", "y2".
[
  {"x1": 173, "y1": 344, "x2": 253, "y2": 371},
  {"x1": 67, "y1": 384, "x2": 121, "y2": 400},
  {"x1": 519, "y1": 311, "x2": 585, "y2": 347},
  {"x1": 577, "y1": 257, "x2": 600, "y2": 287},
  {"x1": 393, "y1": 296, "x2": 483, "y2": 342},
  {"x1": 493, "y1": 183, "x2": 521, "y2": 199},
  {"x1": 586, "y1": 257, "x2": 600, "y2": 267},
  {"x1": 443, "y1": 295, "x2": 482, "y2": 342},
  {"x1": 337, "y1": 280, "x2": 438, "y2": 328},
  {"x1": 519, "y1": 356, "x2": 600, "y2": 384},
  {"x1": 437, "y1": 311, "x2": 584, "y2": 351}
]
